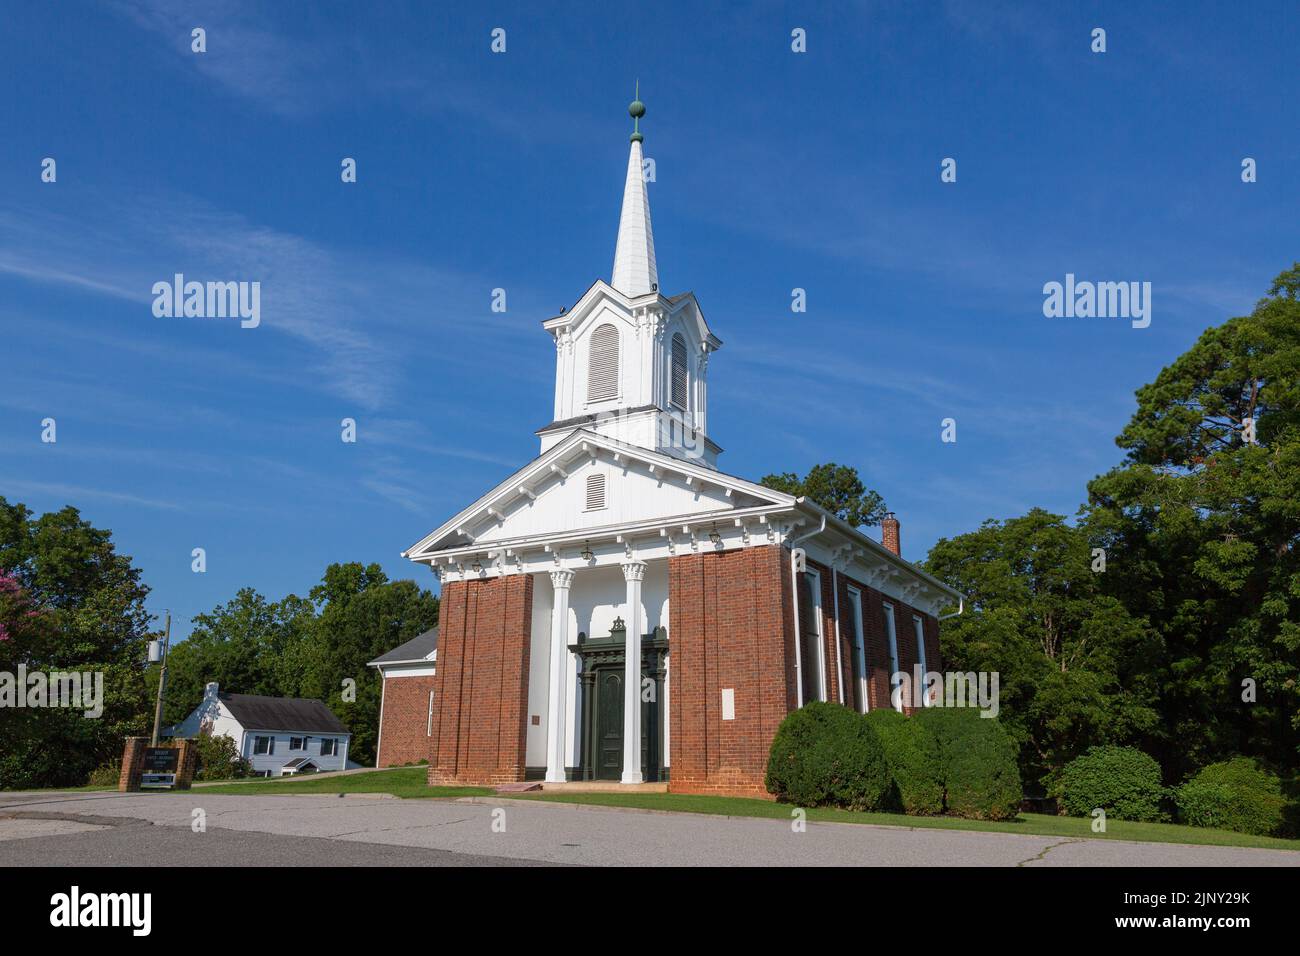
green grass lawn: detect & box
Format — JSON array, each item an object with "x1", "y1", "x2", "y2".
[
  {"x1": 193, "y1": 766, "x2": 489, "y2": 799},
  {"x1": 513, "y1": 790, "x2": 1300, "y2": 851}
]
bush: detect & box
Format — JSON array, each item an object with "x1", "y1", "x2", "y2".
[
  {"x1": 87, "y1": 761, "x2": 121, "y2": 789},
  {"x1": 765, "y1": 701, "x2": 890, "y2": 810},
  {"x1": 864, "y1": 708, "x2": 943, "y2": 815},
  {"x1": 915, "y1": 706, "x2": 1022, "y2": 820},
  {"x1": 1060, "y1": 746, "x2": 1167, "y2": 822},
  {"x1": 193, "y1": 731, "x2": 253, "y2": 781},
  {"x1": 1176, "y1": 758, "x2": 1288, "y2": 837}
]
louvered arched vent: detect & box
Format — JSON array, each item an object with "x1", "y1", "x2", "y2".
[
  {"x1": 587, "y1": 323, "x2": 620, "y2": 402},
  {"x1": 585, "y1": 473, "x2": 606, "y2": 511},
  {"x1": 670, "y1": 333, "x2": 689, "y2": 410}
]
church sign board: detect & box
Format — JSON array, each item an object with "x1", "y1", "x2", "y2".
[
  {"x1": 118, "y1": 737, "x2": 198, "y2": 792},
  {"x1": 140, "y1": 747, "x2": 179, "y2": 789}
]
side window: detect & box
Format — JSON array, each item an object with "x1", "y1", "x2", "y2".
[
  {"x1": 253, "y1": 735, "x2": 274, "y2": 756},
  {"x1": 847, "y1": 586, "x2": 868, "y2": 713},
  {"x1": 798, "y1": 569, "x2": 826, "y2": 704},
  {"x1": 883, "y1": 603, "x2": 902, "y2": 712},
  {"x1": 321, "y1": 738, "x2": 338, "y2": 757},
  {"x1": 914, "y1": 615, "x2": 931, "y2": 707}
]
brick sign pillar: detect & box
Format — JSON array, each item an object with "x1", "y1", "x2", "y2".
[
  {"x1": 118, "y1": 737, "x2": 199, "y2": 791},
  {"x1": 173, "y1": 738, "x2": 198, "y2": 789},
  {"x1": 118, "y1": 736, "x2": 148, "y2": 792}
]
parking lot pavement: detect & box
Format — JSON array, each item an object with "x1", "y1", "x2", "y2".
[{"x1": 1, "y1": 791, "x2": 1297, "y2": 867}]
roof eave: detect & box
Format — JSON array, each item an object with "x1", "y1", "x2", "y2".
[{"x1": 791, "y1": 498, "x2": 965, "y2": 603}]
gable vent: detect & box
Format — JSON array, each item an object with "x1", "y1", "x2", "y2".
[
  {"x1": 671, "y1": 333, "x2": 689, "y2": 410},
  {"x1": 587, "y1": 323, "x2": 620, "y2": 402},
  {"x1": 585, "y1": 473, "x2": 606, "y2": 511}
]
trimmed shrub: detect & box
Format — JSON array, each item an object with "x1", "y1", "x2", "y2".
[
  {"x1": 915, "y1": 706, "x2": 1022, "y2": 820},
  {"x1": 765, "y1": 701, "x2": 890, "y2": 810},
  {"x1": 864, "y1": 708, "x2": 943, "y2": 815},
  {"x1": 1176, "y1": 758, "x2": 1287, "y2": 837},
  {"x1": 1060, "y1": 746, "x2": 1167, "y2": 822}
]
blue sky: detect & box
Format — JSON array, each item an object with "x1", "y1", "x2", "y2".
[{"x1": 2, "y1": 1, "x2": 1295, "y2": 639}]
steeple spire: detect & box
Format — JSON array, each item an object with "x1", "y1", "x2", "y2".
[{"x1": 611, "y1": 83, "x2": 658, "y2": 298}]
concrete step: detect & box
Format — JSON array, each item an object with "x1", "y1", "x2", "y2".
[{"x1": 540, "y1": 781, "x2": 669, "y2": 793}]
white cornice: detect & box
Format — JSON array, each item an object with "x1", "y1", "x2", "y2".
[{"x1": 541, "y1": 281, "x2": 720, "y2": 350}]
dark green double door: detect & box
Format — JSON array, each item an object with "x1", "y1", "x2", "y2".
[
  {"x1": 591, "y1": 666, "x2": 657, "y2": 781},
  {"x1": 595, "y1": 670, "x2": 625, "y2": 780},
  {"x1": 572, "y1": 622, "x2": 669, "y2": 782}
]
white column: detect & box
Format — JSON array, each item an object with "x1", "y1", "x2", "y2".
[
  {"x1": 621, "y1": 561, "x2": 646, "y2": 784},
  {"x1": 545, "y1": 568, "x2": 575, "y2": 784}
]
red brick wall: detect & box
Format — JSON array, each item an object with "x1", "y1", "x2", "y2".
[
  {"x1": 377, "y1": 674, "x2": 437, "y2": 767},
  {"x1": 118, "y1": 737, "x2": 146, "y2": 792},
  {"x1": 118, "y1": 737, "x2": 197, "y2": 791},
  {"x1": 427, "y1": 574, "x2": 534, "y2": 786},
  {"x1": 668, "y1": 544, "x2": 795, "y2": 798}
]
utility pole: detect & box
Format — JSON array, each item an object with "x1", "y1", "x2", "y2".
[{"x1": 150, "y1": 611, "x2": 171, "y2": 747}]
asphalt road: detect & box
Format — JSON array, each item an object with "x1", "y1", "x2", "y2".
[{"x1": 1, "y1": 791, "x2": 1297, "y2": 867}]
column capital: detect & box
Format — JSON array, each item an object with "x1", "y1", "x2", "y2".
[
  {"x1": 549, "y1": 568, "x2": 575, "y2": 590},
  {"x1": 621, "y1": 560, "x2": 647, "y2": 582}
]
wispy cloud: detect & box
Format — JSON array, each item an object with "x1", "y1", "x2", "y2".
[
  {"x1": 108, "y1": 0, "x2": 343, "y2": 116},
  {"x1": 0, "y1": 478, "x2": 183, "y2": 511},
  {"x1": 106, "y1": 0, "x2": 605, "y2": 144},
  {"x1": 0, "y1": 186, "x2": 503, "y2": 411}
]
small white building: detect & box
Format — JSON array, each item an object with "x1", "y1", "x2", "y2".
[{"x1": 168, "y1": 682, "x2": 352, "y2": 777}]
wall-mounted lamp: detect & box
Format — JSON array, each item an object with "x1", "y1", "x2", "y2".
[{"x1": 581, "y1": 541, "x2": 595, "y2": 562}]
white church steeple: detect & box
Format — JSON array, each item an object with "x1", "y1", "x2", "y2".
[
  {"x1": 539, "y1": 89, "x2": 724, "y2": 469},
  {"x1": 611, "y1": 85, "x2": 658, "y2": 297}
]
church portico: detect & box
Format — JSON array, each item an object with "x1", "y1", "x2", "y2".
[
  {"x1": 399, "y1": 93, "x2": 963, "y2": 796},
  {"x1": 534, "y1": 556, "x2": 670, "y2": 784}
]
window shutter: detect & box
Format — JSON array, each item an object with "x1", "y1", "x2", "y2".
[
  {"x1": 585, "y1": 473, "x2": 606, "y2": 510},
  {"x1": 671, "y1": 334, "x2": 688, "y2": 409},
  {"x1": 587, "y1": 324, "x2": 620, "y2": 402}
]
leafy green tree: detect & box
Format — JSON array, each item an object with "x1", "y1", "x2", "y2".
[
  {"x1": 1085, "y1": 264, "x2": 1300, "y2": 778},
  {"x1": 162, "y1": 588, "x2": 316, "y2": 727},
  {"x1": 761, "y1": 462, "x2": 887, "y2": 528},
  {"x1": 0, "y1": 499, "x2": 155, "y2": 789},
  {"x1": 164, "y1": 562, "x2": 437, "y2": 767},
  {"x1": 302, "y1": 563, "x2": 438, "y2": 765},
  {"x1": 925, "y1": 509, "x2": 1161, "y2": 791}
]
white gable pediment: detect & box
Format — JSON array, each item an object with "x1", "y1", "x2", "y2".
[{"x1": 403, "y1": 429, "x2": 792, "y2": 560}]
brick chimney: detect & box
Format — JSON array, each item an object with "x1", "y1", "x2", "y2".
[{"x1": 881, "y1": 512, "x2": 901, "y2": 556}]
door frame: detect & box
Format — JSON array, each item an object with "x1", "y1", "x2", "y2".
[{"x1": 570, "y1": 618, "x2": 669, "y2": 782}]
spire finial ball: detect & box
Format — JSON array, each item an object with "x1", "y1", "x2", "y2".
[{"x1": 629, "y1": 99, "x2": 645, "y2": 119}]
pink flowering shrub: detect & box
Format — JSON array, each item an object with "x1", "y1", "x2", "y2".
[{"x1": 0, "y1": 569, "x2": 36, "y2": 642}]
